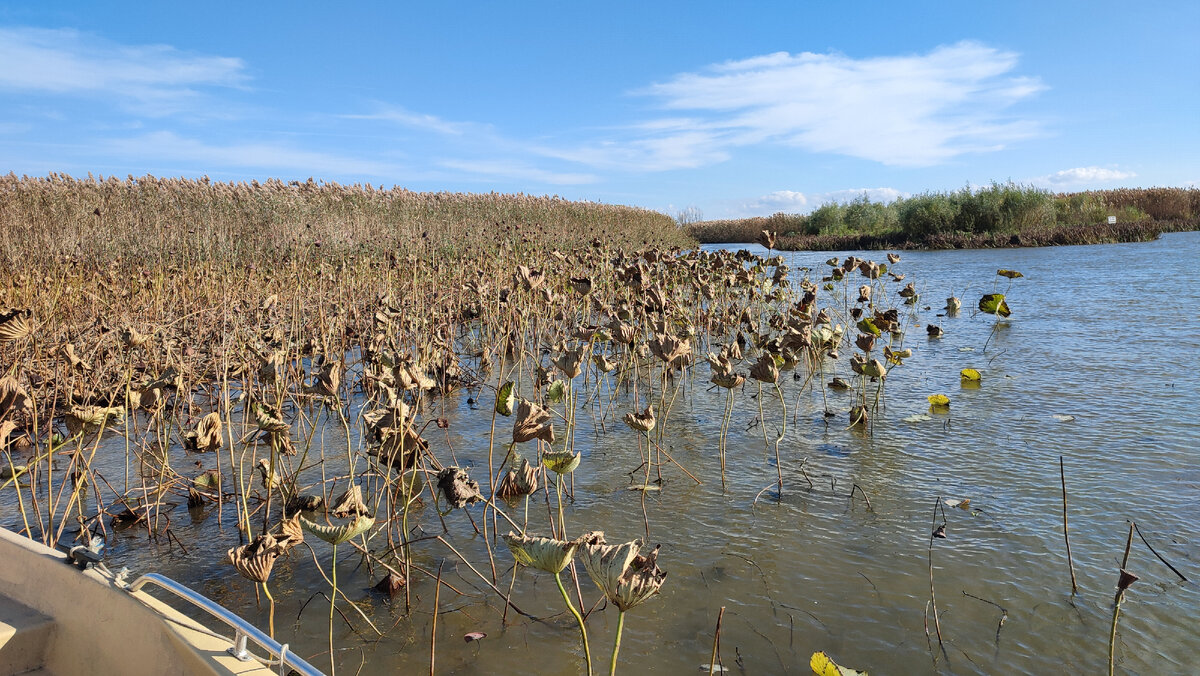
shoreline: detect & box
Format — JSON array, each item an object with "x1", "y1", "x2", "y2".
[{"x1": 702, "y1": 219, "x2": 1197, "y2": 251}]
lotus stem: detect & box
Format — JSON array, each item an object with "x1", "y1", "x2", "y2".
[
  {"x1": 329, "y1": 542, "x2": 338, "y2": 676},
  {"x1": 609, "y1": 609, "x2": 625, "y2": 676},
  {"x1": 555, "y1": 570, "x2": 593, "y2": 676}
]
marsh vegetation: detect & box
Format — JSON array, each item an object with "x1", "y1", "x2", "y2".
[{"x1": 1, "y1": 175, "x2": 1195, "y2": 674}]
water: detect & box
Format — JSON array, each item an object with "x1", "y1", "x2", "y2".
[{"x1": 6, "y1": 232, "x2": 1199, "y2": 674}]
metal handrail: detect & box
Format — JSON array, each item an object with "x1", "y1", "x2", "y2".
[{"x1": 128, "y1": 573, "x2": 324, "y2": 676}]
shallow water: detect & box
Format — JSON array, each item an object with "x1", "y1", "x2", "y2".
[{"x1": 6, "y1": 232, "x2": 1199, "y2": 675}]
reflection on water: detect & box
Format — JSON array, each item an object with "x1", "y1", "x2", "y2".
[{"x1": 7, "y1": 233, "x2": 1199, "y2": 674}]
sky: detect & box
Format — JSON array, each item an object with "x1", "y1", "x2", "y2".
[{"x1": 1, "y1": 1, "x2": 1197, "y2": 220}]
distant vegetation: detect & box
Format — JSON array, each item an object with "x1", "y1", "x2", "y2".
[{"x1": 687, "y1": 184, "x2": 1200, "y2": 249}]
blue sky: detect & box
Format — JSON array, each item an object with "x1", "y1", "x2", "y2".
[{"x1": 1, "y1": 1, "x2": 1197, "y2": 219}]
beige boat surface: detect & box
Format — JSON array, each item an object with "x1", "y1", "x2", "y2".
[{"x1": 0, "y1": 527, "x2": 285, "y2": 676}]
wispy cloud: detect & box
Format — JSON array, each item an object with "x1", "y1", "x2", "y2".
[
  {"x1": 100, "y1": 131, "x2": 406, "y2": 177},
  {"x1": 537, "y1": 41, "x2": 1044, "y2": 171},
  {"x1": 730, "y1": 187, "x2": 906, "y2": 218},
  {"x1": 0, "y1": 26, "x2": 247, "y2": 116},
  {"x1": 342, "y1": 105, "x2": 481, "y2": 136},
  {"x1": 1035, "y1": 166, "x2": 1136, "y2": 187},
  {"x1": 437, "y1": 159, "x2": 598, "y2": 185}
]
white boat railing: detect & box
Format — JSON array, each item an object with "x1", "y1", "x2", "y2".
[{"x1": 127, "y1": 572, "x2": 324, "y2": 676}]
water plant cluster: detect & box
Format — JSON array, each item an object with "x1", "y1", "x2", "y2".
[{"x1": 0, "y1": 187, "x2": 983, "y2": 669}]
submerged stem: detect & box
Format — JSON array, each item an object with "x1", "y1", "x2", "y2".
[{"x1": 555, "y1": 570, "x2": 593, "y2": 676}]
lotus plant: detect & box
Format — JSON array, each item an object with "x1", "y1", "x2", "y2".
[
  {"x1": 503, "y1": 532, "x2": 593, "y2": 676},
  {"x1": 578, "y1": 531, "x2": 667, "y2": 676}
]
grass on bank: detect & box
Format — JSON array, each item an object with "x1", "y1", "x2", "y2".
[{"x1": 687, "y1": 184, "x2": 1200, "y2": 249}]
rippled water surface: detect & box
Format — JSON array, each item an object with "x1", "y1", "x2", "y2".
[{"x1": 8, "y1": 233, "x2": 1199, "y2": 675}]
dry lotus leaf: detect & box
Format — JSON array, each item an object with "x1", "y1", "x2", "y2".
[
  {"x1": 648, "y1": 333, "x2": 690, "y2": 364},
  {"x1": 331, "y1": 484, "x2": 371, "y2": 518},
  {"x1": 623, "y1": 405, "x2": 656, "y2": 433},
  {"x1": 61, "y1": 343, "x2": 91, "y2": 371},
  {"x1": 512, "y1": 399, "x2": 554, "y2": 444},
  {"x1": 65, "y1": 405, "x2": 124, "y2": 436},
  {"x1": 945, "y1": 296, "x2": 962, "y2": 313},
  {"x1": 577, "y1": 531, "x2": 667, "y2": 612},
  {"x1": 375, "y1": 572, "x2": 406, "y2": 598},
  {"x1": 436, "y1": 466, "x2": 484, "y2": 509},
  {"x1": 503, "y1": 532, "x2": 578, "y2": 574},
  {"x1": 749, "y1": 354, "x2": 779, "y2": 384},
  {"x1": 227, "y1": 533, "x2": 284, "y2": 583},
  {"x1": 183, "y1": 412, "x2": 222, "y2": 452},
  {"x1": 592, "y1": 353, "x2": 617, "y2": 373},
  {"x1": 0, "y1": 376, "x2": 33, "y2": 422},
  {"x1": 274, "y1": 513, "x2": 305, "y2": 551},
  {"x1": 552, "y1": 348, "x2": 584, "y2": 379},
  {"x1": 0, "y1": 309, "x2": 34, "y2": 342},
  {"x1": 307, "y1": 360, "x2": 342, "y2": 398},
  {"x1": 496, "y1": 456, "x2": 539, "y2": 501},
  {"x1": 252, "y1": 402, "x2": 289, "y2": 433}
]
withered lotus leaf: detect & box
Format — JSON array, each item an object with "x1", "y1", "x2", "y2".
[
  {"x1": 512, "y1": 399, "x2": 554, "y2": 444},
  {"x1": 0, "y1": 309, "x2": 34, "y2": 343},
  {"x1": 227, "y1": 533, "x2": 285, "y2": 583},
  {"x1": 330, "y1": 484, "x2": 372, "y2": 518},
  {"x1": 577, "y1": 531, "x2": 667, "y2": 612},
  {"x1": 496, "y1": 456, "x2": 540, "y2": 501},
  {"x1": 436, "y1": 466, "x2": 484, "y2": 508},
  {"x1": 622, "y1": 405, "x2": 656, "y2": 433}
]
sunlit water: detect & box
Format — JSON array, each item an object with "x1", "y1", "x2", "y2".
[{"x1": 6, "y1": 232, "x2": 1198, "y2": 675}]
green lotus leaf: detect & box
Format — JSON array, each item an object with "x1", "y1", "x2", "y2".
[
  {"x1": 503, "y1": 532, "x2": 577, "y2": 573},
  {"x1": 542, "y1": 449, "x2": 581, "y2": 475},
  {"x1": 545, "y1": 379, "x2": 566, "y2": 404},
  {"x1": 856, "y1": 317, "x2": 881, "y2": 337},
  {"x1": 300, "y1": 514, "x2": 375, "y2": 544},
  {"x1": 496, "y1": 381, "x2": 516, "y2": 416},
  {"x1": 978, "y1": 294, "x2": 1012, "y2": 317}
]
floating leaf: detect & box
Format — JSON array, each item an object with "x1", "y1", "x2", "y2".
[
  {"x1": 463, "y1": 632, "x2": 487, "y2": 642},
  {"x1": 1052, "y1": 414, "x2": 1076, "y2": 422},
  {"x1": 997, "y1": 269, "x2": 1023, "y2": 279},
  {"x1": 811, "y1": 651, "x2": 868, "y2": 676},
  {"x1": 927, "y1": 394, "x2": 950, "y2": 411},
  {"x1": 902, "y1": 414, "x2": 932, "y2": 423},
  {"x1": 944, "y1": 499, "x2": 971, "y2": 509},
  {"x1": 978, "y1": 293, "x2": 1012, "y2": 317},
  {"x1": 960, "y1": 368, "x2": 981, "y2": 382}
]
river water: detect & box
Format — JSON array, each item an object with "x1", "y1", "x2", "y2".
[{"x1": 7, "y1": 232, "x2": 1198, "y2": 675}]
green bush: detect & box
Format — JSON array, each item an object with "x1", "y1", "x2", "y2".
[{"x1": 898, "y1": 193, "x2": 960, "y2": 236}]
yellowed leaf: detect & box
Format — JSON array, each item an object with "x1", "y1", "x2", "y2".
[{"x1": 811, "y1": 651, "x2": 868, "y2": 676}]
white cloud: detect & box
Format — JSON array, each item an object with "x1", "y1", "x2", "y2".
[
  {"x1": 437, "y1": 159, "x2": 598, "y2": 185},
  {"x1": 1036, "y1": 166, "x2": 1137, "y2": 186},
  {"x1": 100, "y1": 131, "x2": 406, "y2": 177},
  {"x1": 540, "y1": 41, "x2": 1043, "y2": 171},
  {"x1": 0, "y1": 27, "x2": 247, "y2": 116}
]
